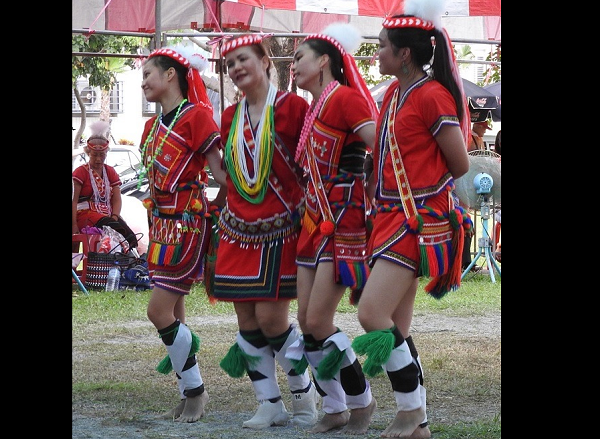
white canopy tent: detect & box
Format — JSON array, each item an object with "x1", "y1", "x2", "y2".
[{"x1": 72, "y1": 0, "x2": 501, "y2": 42}]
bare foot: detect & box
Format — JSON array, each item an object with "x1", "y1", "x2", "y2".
[
  {"x1": 342, "y1": 397, "x2": 377, "y2": 435},
  {"x1": 309, "y1": 411, "x2": 350, "y2": 433},
  {"x1": 175, "y1": 391, "x2": 209, "y2": 423},
  {"x1": 380, "y1": 407, "x2": 425, "y2": 438},
  {"x1": 159, "y1": 399, "x2": 185, "y2": 420},
  {"x1": 408, "y1": 425, "x2": 431, "y2": 439}
]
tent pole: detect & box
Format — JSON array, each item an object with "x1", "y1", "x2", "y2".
[{"x1": 218, "y1": 1, "x2": 225, "y2": 116}]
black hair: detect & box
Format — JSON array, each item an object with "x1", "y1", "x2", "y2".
[
  {"x1": 386, "y1": 16, "x2": 466, "y2": 124},
  {"x1": 301, "y1": 38, "x2": 345, "y2": 85},
  {"x1": 146, "y1": 56, "x2": 189, "y2": 98}
]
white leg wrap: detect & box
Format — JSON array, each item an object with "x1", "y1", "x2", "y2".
[
  {"x1": 274, "y1": 325, "x2": 312, "y2": 392},
  {"x1": 420, "y1": 385, "x2": 428, "y2": 424},
  {"x1": 305, "y1": 348, "x2": 347, "y2": 414},
  {"x1": 164, "y1": 323, "x2": 203, "y2": 392},
  {"x1": 383, "y1": 340, "x2": 413, "y2": 372},
  {"x1": 383, "y1": 341, "x2": 420, "y2": 411},
  {"x1": 236, "y1": 332, "x2": 281, "y2": 401},
  {"x1": 345, "y1": 378, "x2": 373, "y2": 410},
  {"x1": 323, "y1": 332, "x2": 372, "y2": 411}
]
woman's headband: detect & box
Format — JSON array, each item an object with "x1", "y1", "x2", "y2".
[
  {"x1": 146, "y1": 45, "x2": 212, "y2": 109},
  {"x1": 382, "y1": 16, "x2": 435, "y2": 30},
  {"x1": 221, "y1": 34, "x2": 266, "y2": 57}
]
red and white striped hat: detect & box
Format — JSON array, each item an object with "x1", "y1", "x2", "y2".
[{"x1": 221, "y1": 34, "x2": 266, "y2": 56}]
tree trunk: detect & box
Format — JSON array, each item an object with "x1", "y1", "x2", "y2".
[
  {"x1": 269, "y1": 37, "x2": 300, "y2": 93},
  {"x1": 73, "y1": 88, "x2": 87, "y2": 161}
]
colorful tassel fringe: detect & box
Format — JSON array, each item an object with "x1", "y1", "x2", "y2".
[
  {"x1": 148, "y1": 242, "x2": 183, "y2": 266},
  {"x1": 425, "y1": 222, "x2": 463, "y2": 299},
  {"x1": 338, "y1": 260, "x2": 369, "y2": 291}
]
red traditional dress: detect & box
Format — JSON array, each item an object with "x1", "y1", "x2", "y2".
[
  {"x1": 295, "y1": 84, "x2": 374, "y2": 296},
  {"x1": 140, "y1": 102, "x2": 221, "y2": 294},
  {"x1": 369, "y1": 76, "x2": 466, "y2": 297},
  {"x1": 212, "y1": 90, "x2": 308, "y2": 301},
  {"x1": 72, "y1": 163, "x2": 121, "y2": 229}
]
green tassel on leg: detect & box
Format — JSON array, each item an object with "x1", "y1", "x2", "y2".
[
  {"x1": 190, "y1": 331, "x2": 200, "y2": 354},
  {"x1": 219, "y1": 342, "x2": 261, "y2": 378},
  {"x1": 156, "y1": 329, "x2": 202, "y2": 375},
  {"x1": 290, "y1": 356, "x2": 309, "y2": 375},
  {"x1": 156, "y1": 354, "x2": 173, "y2": 375},
  {"x1": 352, "y1": 329, "x2": 396, "y2": 377},
  {"x1": 316, "y1": 346, "x2": 345, "y2": 381}
]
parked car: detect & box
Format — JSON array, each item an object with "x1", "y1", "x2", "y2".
[{"x1": 72, "y1": 144, "x2": 219, "y2": 201}]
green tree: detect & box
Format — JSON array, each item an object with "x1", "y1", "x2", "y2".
[
  {"x1": 72, "y1": 34, "x2": 144, "y2": 150},
  {"x1": 355, "y1": 42, "x2": 388, "y2": 86},
  {"x1": 482, "y1": 44, "x2": 501, "y2": 84}
]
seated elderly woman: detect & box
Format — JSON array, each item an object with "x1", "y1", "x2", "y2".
[{"x1": 72, "y1": 121, "x2": 139, "y2": 252}]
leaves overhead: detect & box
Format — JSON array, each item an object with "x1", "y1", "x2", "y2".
[{"x1": 72, "y1": 34, "x2": 143, "y2": 90}]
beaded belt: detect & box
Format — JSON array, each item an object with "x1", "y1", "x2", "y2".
[{"x1": 218, "y1": 206, "x2": 304, "y2": 244}]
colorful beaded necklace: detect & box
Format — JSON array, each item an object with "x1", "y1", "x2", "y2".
[
  {"x1": 138, "y1": 99, "x2": 187, "y2": 185},
  {"x1": 295, "y1": 80, "x2": 340, "y2": 163},
  {"x1": 224, "y1": 83, "x2": 276, "y2": 204}
]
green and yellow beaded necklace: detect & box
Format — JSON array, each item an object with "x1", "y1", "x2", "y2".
[
  {"x1": 138, "y1": 98, "x2": 187, "y2": 186},
  {"x1": 224, "y1": 84, "x2": 276, "y2": 204}
]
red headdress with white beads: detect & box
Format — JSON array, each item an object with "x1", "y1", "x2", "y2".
[
  {"x1": 147, "y1": 44, "x2": 212, "y2": 110},
  {"x1": 86, "y1": 120, "x2": 110, "y2": 151},
  {"x1": 221, "y1": 34, "x2": 267, "y2": 56}
]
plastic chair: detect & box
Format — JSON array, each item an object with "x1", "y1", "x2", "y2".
[{"x1": 72, "y1": 233, "x2": 101, "y2": 290}]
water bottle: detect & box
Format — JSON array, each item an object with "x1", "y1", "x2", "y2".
[{"x1": 105, "y1": 267, "x2": 121, "y2": 291}]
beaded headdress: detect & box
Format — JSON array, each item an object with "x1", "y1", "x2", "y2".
[
  {"x1": 383, "y1": 0, "x2": 470, "y2": 143},
  {"x1": 86, "y1": 120, "x2": 110, "y2": 151},
  {"x1": 221, "y1": 34, "x2": 266, "y2": 56},
  {"x1": 302, "y1": 23, "x2": 379, "y2": 122},
  {"x1": 383, "y1": 0, "x2": 443, "y2": 30},
  {"x1": 147, "y1": 44, "x2": 212, "y2": 109}
]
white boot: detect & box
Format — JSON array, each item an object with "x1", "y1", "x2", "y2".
[
  {"x1": 291, "y1": 383, "x2": 319, "y2": 427},
  {"x1": 242, "y1": 399, "x2": 290, "y2": 429}
]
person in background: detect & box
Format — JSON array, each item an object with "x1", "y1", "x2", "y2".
[
  {"x1": 213, "y1": 34, "x2": 318, "y2": 430},
  {"x1": 493, "y1": 129, "x2": 501, "y2": 156},
  {"x1": 140, "y1": 44, "x2": 226, "y2": 423},
  {"x1": 351, "y1": 0, "x2": 471, "y2": 437},
  {"x1": 286, "y1": 22, "x2": 379, "y2": 435},
  {"x1": 72, "y1": 120, "x2": 139, "y2": 252},
  {"x1": 468, "y1": 120, "x2": 490, "y2": 152}
]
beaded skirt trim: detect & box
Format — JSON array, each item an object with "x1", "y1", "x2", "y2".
[{"x1": 217, "y1": 205, "x2": 305, "y2": 245}]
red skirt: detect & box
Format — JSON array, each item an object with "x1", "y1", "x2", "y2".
[{"x1": 211, "y1": 234, "x2": 299, "y2": 301}]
